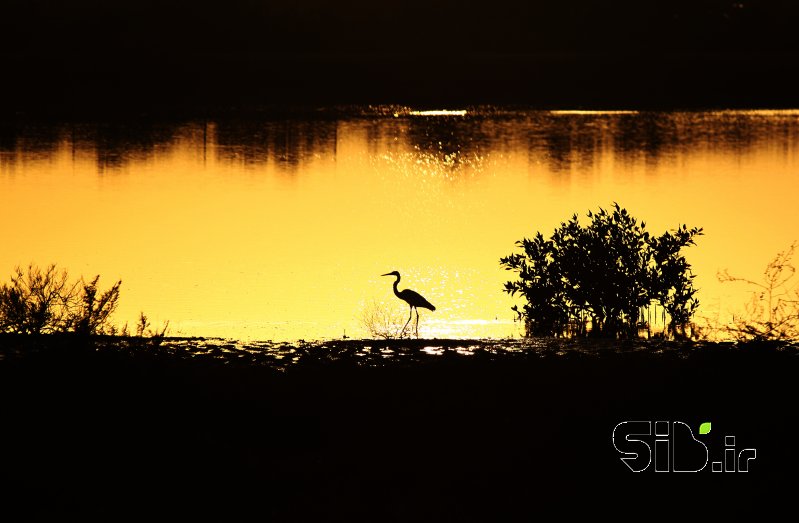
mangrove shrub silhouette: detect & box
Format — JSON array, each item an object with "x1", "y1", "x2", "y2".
[
  {"x1": 501, "y1": 204, "x2": 703, "y2": 338},
  {"x1": 0, "y1": 264, "x2": 121, "y2": 335},
  {"x1": 718, "y1": 241, "x2": 799, "y2": 341}
]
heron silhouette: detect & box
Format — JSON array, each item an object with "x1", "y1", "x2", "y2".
[{"x1": 381, "y1": 271, "x2": 436, "y2": 338}]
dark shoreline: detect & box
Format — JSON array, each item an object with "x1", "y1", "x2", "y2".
[{"x1": 1, "y1": 335, "x2": 796, "y2": 518}]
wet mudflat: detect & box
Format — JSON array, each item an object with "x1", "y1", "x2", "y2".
[{"x1": 1, "y1": 335, "x2": 796, "y2": 519}]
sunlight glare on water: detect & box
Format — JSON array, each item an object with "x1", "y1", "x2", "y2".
[
  {"x1": 1, "y1": 108, "x2": 798, "y2": 341},
  {"x1": 408, "y1": 110, "x2": 469, "y2": 116}
]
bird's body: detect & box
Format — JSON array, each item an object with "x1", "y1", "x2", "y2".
[{"x1": 382, "y1": 271, "x2": 435, "y2": 337}]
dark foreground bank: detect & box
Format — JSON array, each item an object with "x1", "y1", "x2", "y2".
[{"x1": 1, "y1": 335, "x2": 797, "y2": 519}]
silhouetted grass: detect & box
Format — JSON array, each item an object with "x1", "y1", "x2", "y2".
[{"x1": 717, "y1": 241, "x2": 799, "y2": 341}]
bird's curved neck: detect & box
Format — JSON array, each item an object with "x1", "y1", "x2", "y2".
[{"x1": 392, "y1": 274, "x2": 401, "y2": 297}]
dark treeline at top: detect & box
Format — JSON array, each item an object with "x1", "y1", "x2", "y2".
[
  {"x1": 1, "y1": 1, "x2": 798, "y2": 115},
  {"x1": 3, "y1": 1, "x2": 798, "y2": 55}
]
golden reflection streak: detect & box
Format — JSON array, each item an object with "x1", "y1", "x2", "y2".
[
  {"x1": 549, "y1": 110, "x2": 639, "y2": 115},
  {"x1": 408, "y1": 110, "x2": 468, "y2": 117},
  {"x1": 709, "y1": 109, "x2": 799, "y2": 116}
]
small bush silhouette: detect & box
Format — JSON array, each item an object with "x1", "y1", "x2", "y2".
[
  {"x1": 0, "y1": 264, "x2": 121, "y2": 335},
  {"x1": 134, "y1": 311, "x2": 170, "y2": 343},
  {"x1": 360, "y1": 299, "x2": 406, "y2": 339},
  {"x1": 718, "y1": 241, "x2": 799, "y2": 341},
  {"x1": 501, "y1": 204, "x2": 703, "y2": 338},
  {"x1": 68, "y1": 276, "x2": 122, "y2": 335}
]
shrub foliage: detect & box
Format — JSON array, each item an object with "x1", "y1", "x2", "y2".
[
  {"x1": 0, "y1": 264, "x2": 121, "y2": 335},
  {"x1": 501, "y1": 204, "x2": 702, "y2": 338}
]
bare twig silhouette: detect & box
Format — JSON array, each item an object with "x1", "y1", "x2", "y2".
[{"x1": 718, "y1": 241, "x2": 799, "y2": 341}]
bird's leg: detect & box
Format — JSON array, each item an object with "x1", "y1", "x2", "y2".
[
  {"x1": 415, "y1": 308, "x2": 420, "y2": 338},
  {"x1": 401, "y1": 306, "x2": 413, "y2": 338}
]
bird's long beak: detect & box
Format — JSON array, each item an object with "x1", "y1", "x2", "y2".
[{"x1": 381, "y1": 272, "x2": 392, "y2": 277}]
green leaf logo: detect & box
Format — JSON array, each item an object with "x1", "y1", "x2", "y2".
[{"x1": 699, "y1": 422, "x2": 712, "y2": 435}]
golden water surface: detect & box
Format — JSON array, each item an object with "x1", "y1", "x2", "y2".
[{"x1": 1, "y1": 109, "x2": 797, "y2": 340}]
